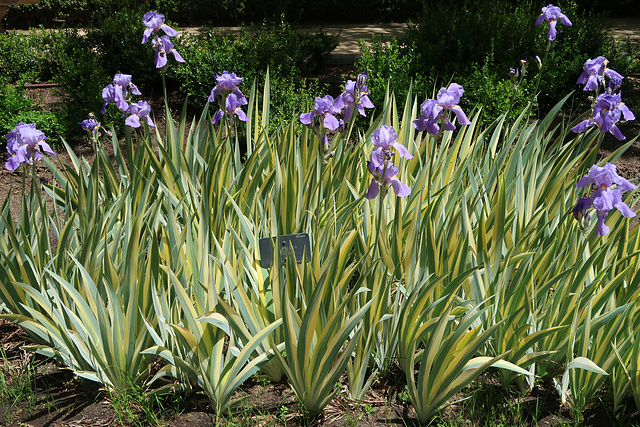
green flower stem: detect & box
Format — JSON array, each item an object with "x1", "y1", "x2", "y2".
[{"x1": 532, "y1": 40, "x2": 552, "y2": 117}]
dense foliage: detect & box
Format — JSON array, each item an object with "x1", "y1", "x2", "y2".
[
  {"x1": 5, "y1": 0, "x2": 422, "y2": 28},
  {"x1": 357, "y1": 0, "x2": 639, "y2": 124},
  {"x1": 0, "y1": 14, "x2": 337, "y2": 140},
  {"x1": 1, "y1": 6, "x2": 640, "y2": 424}
]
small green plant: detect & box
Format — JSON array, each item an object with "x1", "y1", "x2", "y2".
[{"x1": 0, "y1": 349, "x2": 38, "y2": 425}]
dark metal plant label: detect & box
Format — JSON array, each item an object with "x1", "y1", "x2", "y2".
[{"x1": 259, "y1": 233, "x2": 311, "y2": 268}]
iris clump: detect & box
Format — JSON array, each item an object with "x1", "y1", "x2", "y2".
[
  {"x1": 573, "y1": 163, "x2": 637, "y2": 236},
  {"x1": 365, "y1": 125, "x2": 412, "y2": 200},
  {"x1": 4, "y1": 122, "x2": 57, "y2": 171},
  {"x1": 535, "y1": 4, "x2": 572, "y2": 41},
  {"x1": 571, "y1": 57, "x2": 635, "y2": 141},
  {"x1": 412, "y1": 83, "x2": 471, "y2": 134},
  {"x1": 101, "y1": 74, "x2": 156, "y2": 129}
]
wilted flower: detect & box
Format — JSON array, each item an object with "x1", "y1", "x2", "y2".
[
  {"x1": 300, "y1": 95, "x2": 341, "y2": 131},
  {"x1": 535, "y1": 4, "x2": 572, "y2": 41},
  {"x1": 212, "y1": 92, "x2": 249, "y2": 124},
  {"x1": 365, "y1": 148, "x2": 411, "y2": 200},
  {"x1": 571, "y1": 93, "x2": 635, "y2": 140},
  {"x1": 125, "y1": 101, "x2": 155, "y2": 128},
  {"x1": 413, "y1": 83, "x2": 471, "y2": 134},
  {"x1": 5, "y1": 122, "x2": 56, "y2": 171},
  {"x1": 334, "y1": 73, "x2": 375, "y2": 122},
  {"x1": 574, "y1": 162, "x2": 637, "y2": 236},
  {"x1": 142, "y1": 11, "x2": 179, "y2": 44},
  {"x1": 151, "y1": 35, "x2": 185, "y2": 68},
  {"x1": 572, "y1": 196, "x2": 591, "y2": 224}
]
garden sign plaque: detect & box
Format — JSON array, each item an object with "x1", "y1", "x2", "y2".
[{"x1": 259, "y1": 233, "x2": 311, "y2": 268}]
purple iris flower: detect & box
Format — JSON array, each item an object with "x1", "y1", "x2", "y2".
[
  {"x1": 151, "y1": 35, "x2": 185, "y2": 68},
  {"x1": 207, "y1": 71, "x2": 248, "y2": 105},
  {"x1": 412, "y1": 99, "x2": 440, "y2": 134},
  {"x1": 102, "y1": 74, "x2": 142, "y2": 114},
  {"x1": 80, "y1": 118, "x2": 98, "y2": 132},
  {"x1": 80, "y1": 118, "x2": 101, "y2": 138},
  {"x1": 211, "y1": 93, "x2": 249, "y2": 124},
  {"x1": 576, "y1": 56, "x2": 608, "y2": 91},
  {"x1": 365, "y1": 148, "x2": 411, "y2": 199},
  {"x1": 125, "y1": 101, "x2": 155, "y2": 128},
  {"x1": 101, "y1": 84, "x2": 118, "y2": 114},
  {"x1": 142, "y1": 11, "x2": 179, "y2": 44},
  {"x1": 300, "y1": 95, "x2": 341, "y2": 131},
  {"x1": 371, "y1": 124, "x2": 413, "y2": 160},
  {"x1": 334, "y1": 73, "x2": 375, "y2": 122},
  {"x1": 574, "y1": 162, "x2": 637, "y2": 236},
  {"x1": 572, "y1": 93, "x2": 635, "y2": 140},
  {"x1": 535, "y1": 4, "x2": 572, "y2": 41},
  {"x1": 576, "y1": 162, "x2": 636, "y2": 192},
  {"x1": 591, "y1": 188, "x2": 636, "y2": 236},
  {"x1": 576, "y1": 56, "x2": 624, "y2": 92},
  {"x1": 5, "y1": 123, "x2": 56, "y2": 171},
  {"x1": 413, "y1": 83, "x2": 471, "y2": 134}
]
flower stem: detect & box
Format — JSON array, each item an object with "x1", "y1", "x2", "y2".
[{"x1": 532, "y1": 41, "x2": 552, "y2": 118}]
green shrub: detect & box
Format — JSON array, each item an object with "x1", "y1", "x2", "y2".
[
  {"x1": 172, "y1": 19, "x2": 337, "y2": 128},
  {"x1": 356, "y1": 35, "x2": 432, "y2": 114},
  {"x1": 47, "y1": 29, "x2": 110, "y2": 138},
  {"x1": 0, "y1": 79, "x2": 64, "y2": 146},
  {"x1": 86, "y1": 11, "x2": 159, "y2": 86},
  {"x1": 358, "y1": 0, "x2": 616, "y2": 123},
  {"x1": 0, "y1": 30, "x2": 52, "y2": 84},
  {"x1": 463, "y1": 57, "x2": 536, "y2": 124}
]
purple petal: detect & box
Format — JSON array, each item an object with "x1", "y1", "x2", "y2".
[
  {"x1": 547, "y1": 20, "x2": 558, "y2": 41},
  {"x1": 365, "y1": 180, "x2": 379, "y2": 199},
  {"x1": 596, "y1": 211, "x2": 610, "y2": 236},
  {"x1": 235, "y1": 109, "x2": 248, "y2": 122},
  {"x1": 125, "y1": 115, "x2": 141, "y2": 128},
  {"x1": 393, "y1": 142, "x2": 413, "y2": 160},
  {"x1": 559, "y1": 14, "x2": 572, "y2": 26},
  {"x1": 619, "y1": 104, "x2": 635, "y2": 121},
  {"x1": 212, "y1": 110, "x2": 224, "y2": 124},
  {"x1": 571, "y1": 119, "x2": 593, "y2": 134},
  {"x1": 155, "y1": 52, "x2": 167, "y2": 68},
  {"x1": 451, "y1": 105, "x2": 471, "y2": 125},
  {"x1": 300, "y1": 111, "x2": 317, "y2": 125},
  {"x1": 389, "y1": 177, "x2": 411, "y2": 197},
  {"x1": 323, "y1": 114, "x2": 340, "y2": 131},
  {"x1": 38, "y1": 141, "x2": 57, "y2": 156},
  {"x1": 161, "y1": 24, "x2": 179, "y2": 37},
  {"x1": 609, "y1": 125, "x2": 626, "y2": 141}
]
